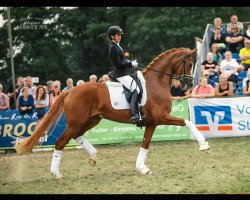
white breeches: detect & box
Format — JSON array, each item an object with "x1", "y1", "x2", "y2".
[{"x1": 117, "y1": 75, "x2": 140, "y2": 93}]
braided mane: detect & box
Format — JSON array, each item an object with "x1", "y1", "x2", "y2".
[{"x1": 142, "y1": 47, "x2": 189, "y2": 74}]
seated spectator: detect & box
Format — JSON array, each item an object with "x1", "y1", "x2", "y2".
[
  {"x1": 244, "y1": 22, "x2": 250, "y2": 40},
  {"x1": 202, "y1": 70, "x2": 216, "y2": 88},
  {"x1": 18, "y1": 86, "x2": 35, "y2": 115},
  {"x1": 50, "y1": 82, "x2": 61, "y2": 107},
  {"x1": 170, "y1": 79, "x2": 191, "y2": 101},
  {"x1": 200, "y1": 52, "x2": 219, "y2": 83},
  {"x1": 220, "y1": 51, "x2": 244, "y2": 84},
  {"x1": 211, "y1": 17, "x2": 227, "y2": 36},
  {"x1": 243, "y1": 68, "x2": 250, "y2": 96},
  {"x1": 34, "y1": 85, "x2": 49, "y2": 119},
  {"x1": 76, "y1": 80, "x2": 85, "y2": 86},
  {"x1": 210, "y1": 27, "x2": 226, "y2": 54},
  {"x1": 0, "y1": 83, "x2": 10, "y2": 111},
  {"x1": 226, "y1": 15, "x2": 244, "y2": 34},
  {"x1": 239, "y1": 39, "x2": 250, "y2": 71},
  {"x1": 191, "y1": 77, "x2": 215, "y2": 98},
  {"x1": 210, "y1": 43, "x2": 222, "y2": 65},
  {"x1": 89, "y1": 74, "x2": 97, "y2": 82},
  {"x1": 215, "y1": 74, "x2": 233, "y2": 97},
  {"x1": 62, "y1": 78, "x2": 74, "y2": 91},
  {"x1": 225, "y1": 24, "x2": 244, "y2": 53}
]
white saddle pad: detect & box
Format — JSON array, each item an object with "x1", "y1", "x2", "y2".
[{"x1": 106, "y1": 71, "x2": 147, "y2": 110}]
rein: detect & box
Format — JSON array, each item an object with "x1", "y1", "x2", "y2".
[{"x1": 136, "y1": 66, "x2": 173, "y2": 78}]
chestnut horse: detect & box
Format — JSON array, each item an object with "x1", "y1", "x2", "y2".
[{"x1": 15, "y1": 47, "x2": 210, "y2": 179}]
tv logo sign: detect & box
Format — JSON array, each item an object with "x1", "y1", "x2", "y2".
[{"x1": 194, "y1": 106, "x2": 232, "y2": 131}]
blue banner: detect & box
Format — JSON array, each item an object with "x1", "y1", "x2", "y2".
[{"x1": 0, "y1": 108, "x2": 67, "y2": 148}]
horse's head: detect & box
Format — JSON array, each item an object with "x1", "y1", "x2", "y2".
[{"x1": 173, "y1": 48, "x2": 197, "y2": 90}]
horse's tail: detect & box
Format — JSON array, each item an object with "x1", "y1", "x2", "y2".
[{"x1": 15, "y1": 91, "x2": 69, "y2": 154}]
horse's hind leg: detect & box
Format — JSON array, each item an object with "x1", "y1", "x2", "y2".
[
  {"x1": 73, "y1": 116, "x2": 101, "y2": 166},
  {"x1": 50, "y1": 126, "x2": 78, "y2": 179}
]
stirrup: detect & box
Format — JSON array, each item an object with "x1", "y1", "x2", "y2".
[{"x1": 130, "y1": 114, "x2": 140, "y2": 123}]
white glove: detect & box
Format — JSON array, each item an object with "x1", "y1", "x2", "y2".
[{"x1": 131, "y1": 60, "x2": 138, "y2": 68}]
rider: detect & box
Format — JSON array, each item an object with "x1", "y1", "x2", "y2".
[{"x1": 107, "y1": 25, "x2": 141, "y2": 123}]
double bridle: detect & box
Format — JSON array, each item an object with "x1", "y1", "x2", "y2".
[{"x1": 137, "y1": 55, "x2": 194, "y2": 81}]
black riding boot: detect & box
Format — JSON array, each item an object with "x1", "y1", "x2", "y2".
[{"x1": 130, "y1": 90, "x2": 140, "y2": 123}]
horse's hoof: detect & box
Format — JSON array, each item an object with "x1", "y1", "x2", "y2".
[
  {"x1": 137, "y1": 164, "x2": 151, "y2": 175},
  {"x1": 51, "y1": 172, "x2": 63, "y2": 180},
  {"x1": 202, "y1": 149, "x2": 210, "y2": 154},
  {"x1": 199, "y1": 142, "x2": 210, "y2": 151},
  {"x1": 89, "y1": 155, "x2": 96, "y2": 166}
]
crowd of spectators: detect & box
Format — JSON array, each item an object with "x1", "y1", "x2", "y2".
[
  {"x1": 0, "y1": 74, "x2": 110, "y2": 113},
  {"x1": 171, "y1": 15, "x2": 250, "y2": 100}
]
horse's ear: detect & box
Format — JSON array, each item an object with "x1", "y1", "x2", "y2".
[{"x1": 189, "y1": 48, "x2": 197, "y2": 56}]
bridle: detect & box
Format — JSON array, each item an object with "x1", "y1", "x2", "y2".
[{"x1": 137, "y1": 54, "x2": 194, "y2": 81}]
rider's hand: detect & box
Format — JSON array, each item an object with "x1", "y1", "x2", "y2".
[{"x1": 131, "y1": 60, "x2": 138, "y2": 68}]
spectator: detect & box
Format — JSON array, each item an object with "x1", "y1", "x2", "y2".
[
  {"x1": 200, "y1": 52, "x2": 219, "y2": 83},
  {"x1": 7, "y1": 76, "x2": 24, "y2": 109},
  {"x1": 243, "y1": 22, "x2": 250, "y2": 40},
  {"x1": 62, "y1": 78, "x2": 74, "y2": 91},
  {"x1": 191, "y1": 77, "x2": 215, "y2": 98},
  {"x1": 215, "y1": 74, "x2": 233, "y2": 97},
  {"x1": 210, "y1": 27, "x2": 226, "y2": 54},
  {"x1": 0, "y1": 83, "x2": 10, "y2": 111},
  {"x1": 210, "y1": 43, "x2": 222, "y2": 65},
  {"x1": 18, "y1": 76, "x2": 37, "y2": 100},
  {"x1": 102, "y1": 74, "x2": 110, "y2": 82},
  {"x1": 53, "y1": 80, "x2": 61, "y2": 88},
  {"x1": 243, "y1": 68, "x2": 250, "y2": 96},
  {"x1": 47, "y1": 80, "x2": 54, "y2": 95},
  {"x1": 202, "y1": 70, "x2": 216, "y2": 88},
  {"x1": 170, "y1": 79, "x2": 191, "y2": 101},
  {"x1": 89, "y1": 74, "x2": 97, "y2": 82},
  {"x1": 18, "y1": 86, "x2": 35, "y2": 115},
  {"x1": 220, "y1": 51, "x2": 244, "y2": 84},
  {"x1": 98, "y1": 77, "x2": 105, "y2": 83},
  {"x1": 76, "y1": 80, "x2": 85, "y2": 86},
  {"x1": 239, "y1": 39, "x2": 250, "y2": 71},
  {"x1": 34, "y1": 85, "x2": 49, "y2": 119},
  {"x1": 226, "y1": 15, "x2": 244, "y2": 34},
  {"x1": 49, "y1": 82, "x2": 61, "y2": 107},
  {"x1": 225, "y1": 24, "x2": 244, "y2": 54},
  {"x1": 211, "y1": 17, "x2": 227, "y2": 35}
]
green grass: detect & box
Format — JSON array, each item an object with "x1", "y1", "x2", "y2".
[{"x1": 0, "y1": 137, "x2": 249, "y2": 194}]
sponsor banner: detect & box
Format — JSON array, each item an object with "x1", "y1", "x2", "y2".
[
  {"x1": 0, "y1": 100, "x2": 190, "y2": 149},
  {"x1": 0, "y1": 108, "x2": 66, "y2": 148},
  {"x1": 69, "y1": 99, "x2": 190, "y2": 145},
  {"x1": 188, "y1": 97, "x2": 250, "y2": 138}
]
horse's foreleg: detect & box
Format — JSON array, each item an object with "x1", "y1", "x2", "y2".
[
  {"x1": 50, "y1": 127, "x2": 75, "y2": 179},
  {"x1": 74, "y1": 116, "x2": 101, "y2": 166},
  {"x1": 136, "y1": 125, "x2": 156, "y2": 175},
  {"x1": 161, "y1": 114, "x2": 210, "y2": 151}
]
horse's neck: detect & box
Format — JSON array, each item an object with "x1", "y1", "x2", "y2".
[{"x1": 143, "y1": 69, "x2": 172, "y2": 100}]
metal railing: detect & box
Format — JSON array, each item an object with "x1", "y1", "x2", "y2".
[{"x1": 193, "y1": 21, "x2": 250, "y2": 86}]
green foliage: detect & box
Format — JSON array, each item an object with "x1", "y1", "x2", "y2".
[{"x1": 1, "y1": 7, "x2": 250, "y2": 90}]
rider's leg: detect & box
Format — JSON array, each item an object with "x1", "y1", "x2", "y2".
[{"x1": 117, "y1": 75, "x2": 140, "y2": 122}]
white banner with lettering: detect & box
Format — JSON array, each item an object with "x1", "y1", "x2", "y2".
[{"x1": 188, "y1": 97, "x2": 250, "y2": 138}]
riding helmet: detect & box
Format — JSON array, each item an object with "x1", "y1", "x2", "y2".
[{"x1": 107, "y1": 26, "x2": 124, "y2": 39}]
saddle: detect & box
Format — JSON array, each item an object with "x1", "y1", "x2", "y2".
[{"x1": 107, "y1": 70, "x2": 147, "y2": 128}]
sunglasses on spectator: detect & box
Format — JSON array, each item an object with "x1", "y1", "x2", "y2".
[{"x1": 231, "y1": 28, "x2": 237, "y2": 30}]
